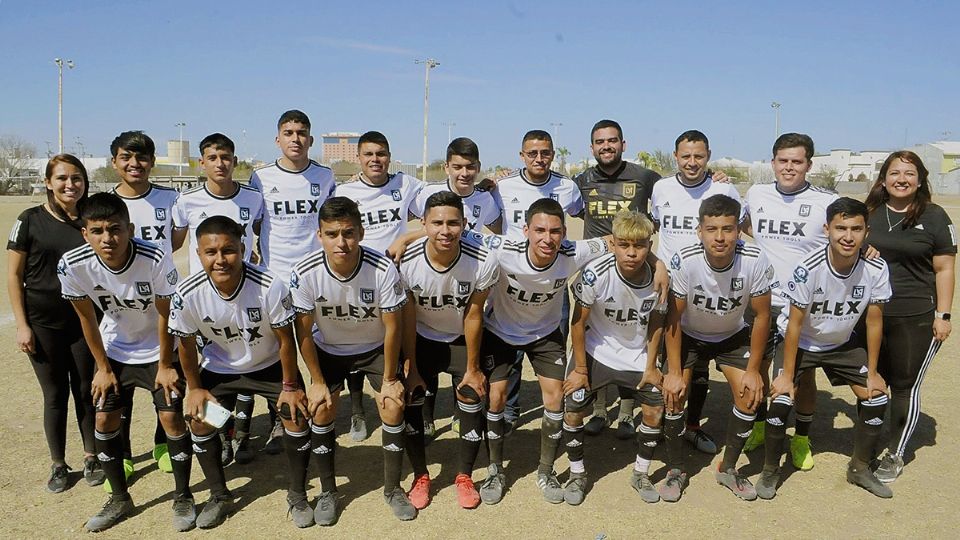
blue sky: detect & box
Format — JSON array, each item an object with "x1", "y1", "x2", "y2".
[{"x1": 1, "y1": 0, "x2": 957, "y2": 168}]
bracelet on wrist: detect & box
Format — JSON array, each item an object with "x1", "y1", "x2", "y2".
[{"x1": 282, "y1": 381, "x2": 300, "y2": 392}]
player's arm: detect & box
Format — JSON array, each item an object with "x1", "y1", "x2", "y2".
[
  {"x1": 153, "y1": 296, "x2": 180, "y2": 406},
  {"x1": 639, "y1": 309, "x2": 666, "y2": 389},
  {"x1": 6, "y1": 249, "x2": 34, "y2": 354},
  {"x1": 171, "y1": 227, "x2": 188, "y2": 252},
  {"x1": 70, "y1": 297, "x2": 117, "y2": 406},
  {"x1": 864, "y1": 302, "x2": 886, "y2": 398},
  {"x1": 379, "y1": 309, "x2": 405, "y2": 407},
  {"x1": 662, "y1": 294, "x2": 687, "y2": 412},
  {"x1": 742, "y1": 292, "x2": 771, "y2": 410},
  {"x1": 933, "y1": 253, "x2": 955, "y2": 341},
  {"x1": 294, "y1": 311, "x2": 331, "y2": 416},
  {"x1": 771, "y1": 303, "x2": 805, "y2": 401},
  {"x1": 387, "y1": 230, "x2": 427, "y2": 265},
  {"x1": 400, "y1": 293, "x2": 426, "y2": 399},
  {"x1": 741, "y1": 214, "x2": 754, "y2": 237},
  {"x1": 274, "y1": 322, "x2": 308, "y2": 423},
  {"x1": 647, "y1": 252, "x2": 669, "y2": 304},
  {"x1": 459, "y1": 288, "x2": 489, "y2": 400},
  {"x1": 485, "y1": 216, "x2": 503, "y2": 235},
  {"x1": 563, "y1": 302, "x2": 591, "y2": 396}
]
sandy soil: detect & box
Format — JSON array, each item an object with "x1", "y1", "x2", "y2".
[{"x1": 0, "y1": 195, "x2": 957, "y2": 539}]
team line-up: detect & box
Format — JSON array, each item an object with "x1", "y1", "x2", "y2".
[{"x1": 9, "y1": 111, "x2": 955, "y2": 532}]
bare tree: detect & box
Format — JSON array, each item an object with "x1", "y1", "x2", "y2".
[{"x1": 0, "y1": 135, "x2": 39, "y2": 194}]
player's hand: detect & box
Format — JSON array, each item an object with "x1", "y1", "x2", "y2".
[
  {"x1": 639, "y1": 367, "x2": 664, "y2": 391},
  {"x1": 306, "y1": 381, "x2": 331, "y2": 417},
  {"x1": 563, "y1": 368, "x2": 590, "y2": 396},
  {"x1": 278, "y1": 387, "x2": 309, "y2": 424},
  {"x1": 662, "y1": 371, "x2": 686, "y2": 412},
  {"x1": 933, "y1": 318, "x2": 951, "y2": 342},
  {"x1": 710, "y1": 169, "x2": 730, "y2": 183},
  {"x1": 403, "y1": 370, "x2": 427, "y2": 403},
  {"x1": 740, "y1": 369, "x2": 764, "y2": 411},
  {"x1": 386, "y1": 238, "x2": 407, "y2": 266},
  {"x1": 653, "y1": 260, "x2": 669, "y2": 304},
  {"x1": 378, "y1": 378, "x2": 405, "y2": 408},
  {"x1": 185, "y1": 388, "x2": 216, "y2": 422},
  {"x1": 91, "y1": 368, "x2": 119, "y2": 409},
  {"x1": 866, "y1": 371, "x2": 888, "y2": 400},
  {"x1": 15, "y1": 324, "x2": 35, "y2": 354},
  {"x1": 862, "y1": 245, "x2": 881, "y2": 260},
  {"x1": 477, "y1": 177, "x2": 498, "y2": 191},
  {"x1": 458, "y1": 368, "x2": 487, "y2": 401},
  {"x1": 154, "y1": 365, "x2": 183, "y2": 407},
  {"x1": 769, "y1": 373, "x2": 795, "y2": 401}
]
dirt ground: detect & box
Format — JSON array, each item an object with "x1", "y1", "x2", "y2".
[{"x1": 1, "y1": 194, "x2": 958, "y2": 539}]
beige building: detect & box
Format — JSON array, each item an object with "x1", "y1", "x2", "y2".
[{"x1": 321, "y1": 132, "x2": 361, "y2": 165}]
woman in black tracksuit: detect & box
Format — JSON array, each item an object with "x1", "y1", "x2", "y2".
[
  {"x1": 6, "y1": 154, "x2": 103, "y2": 492},
  {"x1": 865, "y1": 150, "x2": 956, "y2": 483}
]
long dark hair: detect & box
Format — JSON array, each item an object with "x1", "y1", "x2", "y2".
[
  {"x1": 864, "y1": 150, "x2": 931, "y2": 228},
  {"x1": 44, "y1": 154, "x2": 90, "y2": 229}
]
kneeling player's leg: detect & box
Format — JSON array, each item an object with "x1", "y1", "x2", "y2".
[{"x1": 719, "y1": 365, "x2": 758, "y2": 472}]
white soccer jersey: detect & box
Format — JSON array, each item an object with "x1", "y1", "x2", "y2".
[
  {"x1": 251, "y1": 160, "x2": 336, "y2": 280},
  {"x1": 745, "y1": 182, "x2": 839, "y2": 309},
  {"x1": 650, "y1": 174, "x2": 744, "y2": 260},
  {"x1": 290, "y1": 246, "x2": 406, "y2": 356},
  {"x1": 669, "y1": 241, "x2": 773, "y2": 342},
  {"x1": 497, "y1": 170, "x2": 584, "y2": 241},
  {"x1": 172, "y1": 183, "x2": 264, "y2": 275},
  {"x1": 416, "y1": 181, "x2": 503, "y2": 232},
  {"x1": 778, "y1": 246, "x2": 891, "y2": 352},
  {"x1": 59, "y1": 239, "x2": 178, "y2": 364},
  {"x1": 168, "y1": 262, "x2": 294, "y2": 374},
  {"x1": 571, "y1": 253, "x2": 660, "y2": 372},
  {"x1": 482, "y1": 234, "x2": 608, "y2": 345},
  {"x1": 112, "y1": 183, "x2": 179, "y2": 255},
  {"x1": 334, "y1": 173, "x2": 425, "y2": 254},
  {"x1": 399, "y1": 234, "x2": 500, "y2": 343}
]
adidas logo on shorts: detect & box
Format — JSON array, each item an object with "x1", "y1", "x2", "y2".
[
  {"x1": 171, "y1": 452, "x2": 190, "y2": 462},
  {"x1": 313, "y1": 445, "x2": 332, "y2": 454},
  {"x1": 554, "y1": 358, "x2": 563, "y2": 365},
  {"x1": 463, "y1": 430, "x2": 481, "y2": 442},
  {"x1": 383, "y1": 443, "x2": 403, "y2": 452},
  {"x1": 859, "y1": 366, "x2": 869, "y2": 374}
]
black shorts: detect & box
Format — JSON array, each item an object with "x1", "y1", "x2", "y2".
[
  {"x1": 201, "y1": 361, "x2": 285, "y2": 412},
  {"x1": 416, "y1": 335, "x2": 469, "y2": 389},
  {"x1": 97, "y1": 359, "x2": 184, "y2": 414},
  {"x1": 317, "y1": 345, "x2": 392, "y2": 394},
  {"x1": 773, "y1": 337, "x2": 868, "y2": 387},
  {"x1": 674, "y1": 327, "x2": 753, "y2": 373},
  {"x1": 481, "y1": 328, "x2": 566, "y2": 383},
  {"x1": 564, "y1": 354, "x2": 663, "y2": 413}
]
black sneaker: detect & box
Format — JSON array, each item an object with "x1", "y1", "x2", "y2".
[
  {"x1": 220, "y1": 433, "x2": 234, "y2": 467},
  {"x1": 83, "y1": 457, "x2": 105, "y2": 487},
  {"x1": 85, "y1": 493, "x2": 134, "y2": 532},
  {"x1": 171, "y1": 495, "x2": 197, "y2": 532},
  {"x1": 196, "y1": 493, "x2": 233, "y2": 529},
  {"x1": 234, "y1": 436, "x2": 255, "y2": 465},
  {"x1": 583, "y1": 415, "x2": 610, "y2": 436},
  {"x1": 287, "y1": 492, "x2": 314, "y2": 528},
  {"x1": 47, "y1": 464, "x2": 70, "y2": 493},
  {"x1": 615, "y1": 415, "x2": 636, "y2": 440},
  {"x1": 264, "y1": 420, "x2": 284, "y2": 455},
  {"x1": 847, "y1": 463, "x2": 893, "y2": 498}
]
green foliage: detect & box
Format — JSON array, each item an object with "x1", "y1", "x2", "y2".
[
  {"x1": 92, "y1": 165, "x2": 120, "y2": 184},
  {"x1": 809, "y1": 167, "x2": 839, "y2": 190}
]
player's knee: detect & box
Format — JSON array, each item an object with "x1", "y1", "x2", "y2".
[
  {"x1": 95, "y1": 411, "x2": 121, "y2": 432},
  {"x1": 189, "y1": 418, "x2": 215, "y2": 437},
  {"x1": 641, "y1": 405, "x2": 663, "y2": 428},
  {"x1": 157, "y1": 410, "x2": 186, "y2": 436}
]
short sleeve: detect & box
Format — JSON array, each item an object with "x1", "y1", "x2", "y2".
[
  {"x1": 153, "y1": 255, "x2": 179, "y2": 298},
  {"x1": 572, "y1": 264, "x2": 599, "y2": 306},
  {"x1": 870, "y1": 263, "x2": 893, "y2": 304},
  {"x1": 289, "y1": 267, "x2": 315, "y2": 314},
  {"x1": 485, "y1": 192, "x2": 504, "y2": 226},
  {"x1": 932, "y1": 206, "x2": 957, "y2": 256},
  {"x1": 267, "y1": 279, "x2": 295, "y2": 328},
  {"x1": 566, "y1": 184, "x2": 585, "y2": 216},
  {"x1": 249, "y1": 172, "x2": 262, "y2": 192},
  {"x1": 7, "y1": 210, "x2": 31, "y2": 252},
  {"x1": 167, "y1": 291, "x2": 197, "y2": 337},
  {"x1": 476, "y1": 250, "x2": 500, "y2": 291},
  {"x1": 379, "y1": 264, "x2": 406, "y2": 313},
  {"x1": 407, "y1": 176, "x2": 426, "y2": 218},
  {"x1": 172, "y1": 198, "x2": 188, "y2": 228},
  {"x1": 669, "y1": 252, "x2": 689, "y2": 298},
  {"x1": 783, "y1": 263, "x2": 813, "y2": 309},
  {"x1": 750, "y1": 252, "x2": 774, "y2": 297},
  {"x1": 573, "y1": 238, "x2": 609, "y2": 268},
  {"x1": 57, "y1": 257, "x2": 88, "y2": 300}
]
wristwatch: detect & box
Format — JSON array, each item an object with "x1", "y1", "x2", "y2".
[{"x1": 935, "y1": 311, "x2": 951, "y2": 321}]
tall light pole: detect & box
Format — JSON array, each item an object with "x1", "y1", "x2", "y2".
[
  {"x1": 550, "y1": 122, "x2": 563, "y2": 144},
  {"x1": 54, "y1": 58, "x2": 75, "y2": 154},
  {"x1": 415, "y1": 58, "x2": 439, "y2": 179},
  {"x1": 74, "y1": 136, "x2": 85, "y2": 159},
  {"x1": 771, "y1": 102, "x2": 781, "y2": 138},
  {"x1": 175, "y1": 122, "x2": 187, "y2": 176},
  {"x1": 442, "y1": 122, "x2": 456, "y2": 144}
]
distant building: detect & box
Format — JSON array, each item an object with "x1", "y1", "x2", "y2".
[
  {"x1": 810, "y1": 149, "x2": 890, "y2": 183},
  {"x1": 321, "y1": 132, "x2": 361, "y2": 165},
  {"x1": 909, "y1": 141, "x2": 960, "y2": 194}
]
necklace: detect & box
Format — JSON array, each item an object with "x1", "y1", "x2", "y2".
[{"x1": 885, "y1": 205, "x2": 906, "y2": 232}]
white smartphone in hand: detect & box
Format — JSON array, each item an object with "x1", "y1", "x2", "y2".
[{"x1": 201, "y1": 400, "x2": 232, "y2": 428}]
